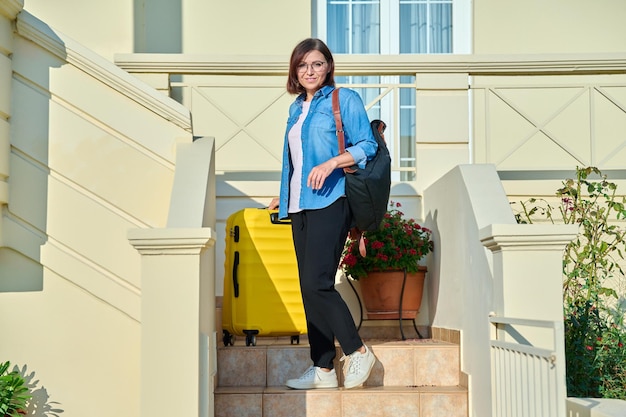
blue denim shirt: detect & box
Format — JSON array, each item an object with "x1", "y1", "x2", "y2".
[{"x1": 278, "y1": 85, "x2": 377, "y2": 219}]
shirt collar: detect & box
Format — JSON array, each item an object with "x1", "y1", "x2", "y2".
[{"x1": 295, "y1": 85, "x2": 336, "y2": 105}]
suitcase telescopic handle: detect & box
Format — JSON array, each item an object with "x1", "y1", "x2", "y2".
[
  {"x1": 269, "y1": 212, "x2": 291, "y2": 225},
  {"x1": 233, "y1": 251, "x2": 240, "y2": 298}
]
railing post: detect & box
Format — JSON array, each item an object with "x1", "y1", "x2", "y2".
[
  {"x1": 481, "y1": 223, "x2": 578, "y2": 416},
  {"x1": 415, "y1": 73, "x2": 469, "y2": 191},
  {"x1": 129, "y1": 227, "x2": 216, "y2": 417},
  {"x1": 480, "y1": 223, "x2": 578, "y2": 322}
]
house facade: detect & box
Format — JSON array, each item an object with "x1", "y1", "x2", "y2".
[{"x1": 1, "y1": 1, "x2": 625, "y2": 416}]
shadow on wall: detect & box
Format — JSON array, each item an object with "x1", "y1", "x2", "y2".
[
  {"x1": 424, "y1": 208, "x2": 441, "y2": 324},
  {"x1": 0, "y1": 248, "x2": 45, "y2": 292},
  {"x1": 15, "y1": 363, "x2": 64, "y2": 417},
  {"x1": 133, "y1": 0, "x2": 182, "y2": 53}
]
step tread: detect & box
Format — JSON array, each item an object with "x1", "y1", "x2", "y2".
[
  {"x1": 218, "y1": 338, "x2": 462, "y2": 388},
  {"x1": 219, "y1": 337, "x2": 457, "y2": 348},
  {"x1": 215, "y1": 385, "x2": 469, "y2": 417},
  {"x1": 216, "y1": 385, "x2": 468, "y2": 394}
]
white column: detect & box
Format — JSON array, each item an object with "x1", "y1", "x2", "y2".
[
  {"x1": 129, "y1": 227, "x2": 216, "y2": 417},
  {"x1": 415, "y1": 73, "x2": 470, "y2": 191},
  {"x1": 480, "y1": 223, "x2": 578, "y2": 322}
]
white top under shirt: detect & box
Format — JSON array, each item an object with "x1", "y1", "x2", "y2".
[{"x1": 288, "y1": 100, "x2": 310, "y2": 213}]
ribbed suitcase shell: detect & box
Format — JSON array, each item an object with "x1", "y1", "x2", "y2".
[{"x1": 222, "y1": 208, "x2": 307, "y2": 346}]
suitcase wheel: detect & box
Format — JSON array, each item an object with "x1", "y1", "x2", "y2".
[
  {"x1": 244, "y1": 330, "x2": 258, "y2": 347},
  {"x1": 291, "y1": 335, "x2": 300, "y2": 345},
  {"x1": 223, "y1": 330, "x2": 234, "y2": 347}
]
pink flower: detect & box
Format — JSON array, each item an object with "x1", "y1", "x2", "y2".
[{"x1": 586, "y1": 345, "x2": 593, "y2": 351}]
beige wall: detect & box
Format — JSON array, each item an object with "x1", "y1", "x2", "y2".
[
  {"x1": 26, "y1": 0, "x2": 626, "y2": 59},
  {"x1": 187, "y1": 0, "x2": 311, "y2": 55},
  {"x1": 25, "y1": 0, "x2": 312, "y2": 60},
  {"x1": 1, "y1": 9, "x2": 194, "y2": 417},
  {"x1": 0, "y1": 270, "x2": 141, "y2": 417},
  {"x1": 474, "y1": 0, "x2": 626, "y2": 54},
  {"x1": 25, "y1": 0, "x2": 133, "y2": 61}
]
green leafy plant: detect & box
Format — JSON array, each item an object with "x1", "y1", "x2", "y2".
[
  {"x1": 341, "y1": 201, "x2": 433, "y2": 280},
  {"x1": 0, "y1": 362, "x2": 30, "y2": 417},
  {"x1": 513, "y1": 166, "x2": 626, "y2": 399}
]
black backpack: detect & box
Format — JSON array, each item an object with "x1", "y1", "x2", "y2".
[{"x1": 332, "y1": 88, "x2": 392, "y2": 233}]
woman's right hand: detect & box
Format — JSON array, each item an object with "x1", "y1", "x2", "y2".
[{"x1": 268, "y1": 197, "x2": 280, "y2": 210}]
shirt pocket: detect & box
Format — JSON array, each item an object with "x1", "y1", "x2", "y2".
[{"x1": 307, "y1": 109, "x2": 335, "y2": 134}]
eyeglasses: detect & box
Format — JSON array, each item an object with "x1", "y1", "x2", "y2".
[{"x1": 297, "y1": 61, "x2": 327, "y2": 73}]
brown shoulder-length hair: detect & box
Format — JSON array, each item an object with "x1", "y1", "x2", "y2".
[{"x1": 286, "y1": 38, "x2": 335, "y2": 95}]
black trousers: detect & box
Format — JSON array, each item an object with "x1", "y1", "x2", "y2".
[{"x1": 289, "y1": 198, "x2": 363, "y2": 369}]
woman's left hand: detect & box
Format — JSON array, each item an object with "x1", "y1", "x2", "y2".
[
  {"x1": 307, "y1": 160, "x2": 337, "y2": 190},
  {"x1": 307, "y1": 152, "x2": 356, "y2": 190},
  {"x1": 306, "y1": 152, "x2": 354, "y2": 190}
]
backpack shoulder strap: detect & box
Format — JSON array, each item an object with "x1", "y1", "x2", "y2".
[
  {"x1": 332, "y1": 88, "x2": 346, "y2": 154},
  {"x1": 332, "y1": 88, "x2": 356, "y2": 174}
]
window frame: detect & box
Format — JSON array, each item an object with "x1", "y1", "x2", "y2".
[{"x1": 314, "y1": 0, "x2": 471, "y2": 54}]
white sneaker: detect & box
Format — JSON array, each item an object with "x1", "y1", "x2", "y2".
[
  {"x1": 341, "y1": 345, "x2": 376, "y2": 389},
  {"x1": 285, "y1": 366, "x2": 339, "y2": 389}
]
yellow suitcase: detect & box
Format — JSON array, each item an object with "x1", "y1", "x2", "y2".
[{"x1": 222, "y1": 208, "x2": 307, "y2": 346}]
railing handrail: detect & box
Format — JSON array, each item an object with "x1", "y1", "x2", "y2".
[
  {"x1": 490, "y1": 340, "x2": 556, "y2": 360},
  {"x1": 115, "y1": 52, "x2": 626, "y2": 76},
  {"x1": 489, "y1": 316, "x2": 560, "y2": 329}
]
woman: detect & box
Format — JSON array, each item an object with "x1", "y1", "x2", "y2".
[{"x1": 269, "y1": 38, "x2": 378, "y2": 390}]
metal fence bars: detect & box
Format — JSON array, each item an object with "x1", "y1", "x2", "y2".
[{"x1": 489, "y1": 316, "x2": 567, "y2": 417}]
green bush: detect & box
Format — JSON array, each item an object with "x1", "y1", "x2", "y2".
[
  {"x1": 0, "y1": 361, "x2": 30, "y2": 417},
  {"x1": 514, "y1": 167, "x2": 626, "y2": 400}
]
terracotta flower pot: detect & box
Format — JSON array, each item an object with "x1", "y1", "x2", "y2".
[{"x1": 359, "y1": 266, "x2": 426, "y2": 320}]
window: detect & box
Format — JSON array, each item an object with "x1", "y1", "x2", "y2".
[
  {"x1": 399, "y1": 0, "x2": 453, "y2": 54},
  {"x1": 315, "y1": 0, "x2": 469, "y2": 181},
  {"x1": 325, "y1": 0, "x2": 380, "y2": 54},
  {"x1": 315, "y1": 0, "x2": 469, "y2": 54}
]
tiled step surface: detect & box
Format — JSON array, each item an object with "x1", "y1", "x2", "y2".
[
  {"x1": 215, "y1": 338, "x2": 468, "y2": 417},
  {"x1": 215, "y1": 385, "x2": 467, "y2": 417}
]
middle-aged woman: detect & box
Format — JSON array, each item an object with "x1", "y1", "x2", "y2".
[{"x1": 268, "y1": 38, "x2": 378, "y2": 390}]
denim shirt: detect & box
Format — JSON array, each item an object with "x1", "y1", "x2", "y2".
[{"x1": 278, "y1": 85, "x2": 377, "y2": 219}]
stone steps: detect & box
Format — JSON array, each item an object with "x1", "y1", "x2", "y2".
[
  {"x1": 215, "y1": 337, "x2": 468, "y2": 417},
  {"x1": 215, "y1": 385, "x2": 468, "y2": 417}
]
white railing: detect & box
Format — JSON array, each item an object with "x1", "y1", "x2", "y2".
[
  {"x1": 489, "y1": 316, "x2": 566, "y2": 417},
  {"x1": 116, "y1": 53, "x2": 626, "y2": 187}
]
